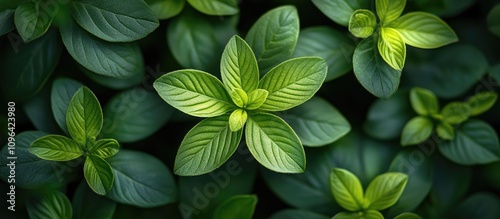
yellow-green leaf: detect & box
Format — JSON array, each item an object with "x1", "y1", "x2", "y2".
[
  {"x1": 348, "y1": 9, "x2": 377, "y2": 38},
  {"x1": 378, "y1": 27, "x2": 406, "y2": 70},
  {"x1": 376, "y1": 0, "x2": 406, "y2": 24}
]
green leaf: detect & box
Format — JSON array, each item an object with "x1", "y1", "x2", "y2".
[
  {"x1": 101, "y1": 87, "x2": 173, "y2": 143},
  {"x1": 378, "y1": 27, "x2": 406, "y2": 70},
  {"x1": 88, "y1": 139, "x2": 120, "y2": 158},
  {"x1": 394, "y1": 212, "x2": 422, "y2": 219},
  {"x1": 246, "y1": 89, "x2": 269, "y2": 110},
  {"x1": 186, "y1": 0, "x2": 239, "y2": 16},
  {"x1": 174, "y1": 115, "x2": 243, "y2": 175},
  {"x1": 401, "y1": 116, "x2": 434, "y2": 146},
  {"x1": 258, "y1": 57, "x2": 327, "y2": 111},
  {"x1": 353, "y1": 35, "x2": 402, "y2": 99},
  {"x1": 153, "y1": 69, "x2": 236, "y2": 117},
  {"x1": 449, "y1": 192, "x2": 500, "y2": 219},
  {"x1": 80, "y1": 65, "x2": 145, "y2": 90},
  {"x1": 66, "y1": 86, "x2": 103, "y2": 145},
  {"x1": 280, "y1": 96, "x2": 351, "y2": 147},
  {"x1": 145, "y1": 0, "x2": 185, "y2": 20},
  {"x1": 14, "y1": 2, "x2": 53, "y2": 42},
  {"x1": 229, "y1": 109, "x2": 248, "y2": 132},
  {"x1": 389, "y1": 12, "x2": 458, "y2": 49},
  {"x1": 27, "y1": 190, "x2": 73, "y2": 219},
  {"x1": 436, "y1": 122, "x2": 454, "y2": 140},
  {"x1": 246, "y1": 112, "x2": 305, "y2": 173},
  {"x1": 221, "y1": 35, "x2": 259, "y2": 93},
  {"x1": 332, "y1": 212, "x2": 360, "y2": 219},
  {"x1": 60, "y1": 19, "x2": 144, "y2": 79},
  {"x1": 311, "y1": 0, "x2": 370, "y2": 26},
  {"x1": 364, "y1": 172, "x2": 409, "y2": 210},
  {"x1": 230, "y1": 88, "x2": 249, "y2": 108},
  {"x1": 23, "y1": 86, "x2": 62, "y2": 134},
  {"x1": 409, "y1": 87, "x2": 439, "y2": 116},
  {"x1": 213, "y1": 195, "x2": 258, "y2": 219},
  {"x1": 466, "y1": 92, "x2": 498, "y2": 116},
  {"x1": 441, "y1": 102, "x2": 471, "y2": 125},
  {"x1": 70, "y1": 0, "x2": 159, "y2": 42},
  {"x1": 29, "y1": 135, "x2": 83, "y2": 161},
  {"x1": 329, "y1": 168, "x2": 364, "y2": 211},
  {"x1": 72, "y1": 181, "x2": 117, "y2": 219},
  {"x1": 487, "y1": 5, "x2": 500, "y2": 38},
  {"x1": 349, "y1": 9, "x2": 377, "y2": 38},
  {"x1": 293, "y1": 26, "x2": 355, "y2": 81},
  {"x1": 365, "y1": 210, "x2": 385, "y2": 219},
  {"x1": 409, "y1": 0, "x2": 474, "y2": 17},
  {"x1": 50, "y1": 77, "x2": 83, "y2": 135},
  {"x1": 107, "y1": 150, "x2": 177, "y2": 207},
  {"x1": 84, "y1": 155, "x2": 114, "y2": 195},
  {"x1": 0, "y1": 9, "x2": 15, "y2": 36},
  {"x1": 376, "y1": 0, "x2": 406, "y2": 24},
  {"x1": 438, "y1": 119, "x2": 500, "y2": 165},
  {"x1": 245, "y1": 5, "x2": 300, "y2": 75},
  {"x1": 269, "y1": 209, "x2": 330, "y2": 219}
]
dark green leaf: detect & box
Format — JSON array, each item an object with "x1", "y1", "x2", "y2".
[
  {"x1": 0, "y1": 9, "x2": 15, "y2": 36},
  {"x1": 23, "y1": 85, "x2": 62, "y2": 134},
  {"x1": 84, "y1": 155, "x2": 114, "y2": 195},
  {"x1": 66, "y1": 86, "x2": 103, "y2": 146},
  {"x1": 311, "y1": 0, "x2": 370, "y2": 26},
  {"x1": 187, "y1": 0, "x2": 239, "y2": 16},
  {"x1": 487, "y1": 5, "x2": 500, "y2": 38},
  {"x1": 81, "y1": 66, "x2": 144, "y2": 90},
  {"x1": 409, "y1": 0, "x2": 474, "y2": 17},
  {"x1": 14, "y1": 1, "x2": 53, "y2": 42},
  {"x1": 213, "y1": 194, "x2": 257, "y2": 219},
  {"x1": 269, "y1": 209, "x2": 330, "y2": 219},
  {"x1": 449, "y1": 192, "x2": 500, "y2": 219},
  {"x1": 72, "y1": 181, "x2": 117, "y2": 219},
  {"x1": 29, "y1": 135, "x2": 83, "y2": 161},
  {"x1": 50, "y1": 77, "x2": 83, "y2": 135},
  {"x1": 145, "y1": 0, "x2": 185, "y2": 20},
  {"x1": 26, "y1": 190, "x2": 73, "y2": 219}
]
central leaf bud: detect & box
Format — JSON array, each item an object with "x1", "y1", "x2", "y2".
[{"x1": 229, "y1": 109, "x2": 248, "y2": 132}]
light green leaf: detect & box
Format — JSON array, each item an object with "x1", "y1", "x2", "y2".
[
  {"x1": 145, "y1": 0, "x2": 185, "y2": 20},
  {"x1": 329, "y1": 168, "x2": 364, "y2": 211},
  {"x1": 246, "y1": 112, "x2": 305, "y2": 173},
  {"x1": 230, "y1": 88, "x2": 249, "y2": 108},
  {"x1": 353, "y1": 35, "x2": 402, "y2": 99},
  {"x1": 213, "y1": 195, "x2": 258, "y2": 219},
  {"x1": 466, "y1": 92, "x2": 498, "y2": 116},
  {"x1": 376, "y1": 0, "x2": 406, "y2": 24},
  {"x1": 258, "y1": 57, "x2": 327, "y2": 111},
  {"x1": 72, "y1": 181, "x2": 117, "y2": 219},
  {"x1": 487, "y1": 5, "x2": 500, "y2": 38},
  {"x1": 436, "y1": 122, "x2": 454, "y2": 140},
  {"x1": 311, "y1": 0, "x2": 370, "y2": 26},
  {"x1": 401, "y1": 116, "x2": 434, "y2": 146},
  {"x1": 174, "y1": 115, "x2": 243, "y2": 175},
  {"x1": 246, "y1": 89, "x2": 269, "y2": 110},
  {"x1": 0, "y1": 9, "x2": 15, "y2": 36},
  {"x1": 245, "y1": 5, "x2": 299, "y2": 75},
  {"x1": 84, "y1": 155, "x2": 114, "y2": 195},
  {"x1": 60, "y1": 19, "x2": 144, "y2": 79},
  {"x1": 349, "y1": 9, "x2": 377, "y2": 38},
  {"x1": 66, "y1": 86, "x2": 103, "y2": 145},
  {"x1": 280, "y1": 96, "x2": 351, "y2": 147},
  {"x1": 389, "y1": 12, "x2": 458, "y2": 49},
  {"x1": 14, "y1": 2, "x2": 53, "y2": 42},
  {"x1": 107, "y1": 150, "x2": 177, "y2": 207},
  {"x1": 154, "y1": 70, "x2": 236, "y2": 117},
  {"x1": 365, "y1": 210, "x2": 385, "y2": 219},
  {"x1": 29, "y1": 135, "x2": 83, "y2": 161},
  {"x1": 441, "y1": 102, "x2": 471, "y2": 125},
  {"x1": 332, "y1": 212, "x2": 360, "y2": 219},
  {"x1": 88, "y1": 139, "x2": 119, "y2": 158},
  {"x1": 50, "y1": 77, "x2": 83, "y2": 135},
  {"x1": 70, "y1": 0, "x2": 159, "y2": 42},
  {"x1": 365, "y1": 172, "x2": 408, "y2": 210},
  {"x1": 394, "y1": 212, "x2": 422, "y2": 219},
  {"x1": 187, "y1": 0, "x2": 239, "y2": 15},
  {"x1": 27, "y1": 190, "x2": 73, "y2": 219},
  {"x1": 221, "y1": 35, "x2": 259, "y2": 93},
  {"x1": 229, "y1": 109, "x2": 248, "y2": 132},
  {"x1": 378, "y1": 27, "x2": 406, "y2": 70},
  {"x1": 439, "y1": 119, "x2": 500, "y2": 165},
  {"x1": 410, "y1": 87, "x2": 439, "y2": 116}
]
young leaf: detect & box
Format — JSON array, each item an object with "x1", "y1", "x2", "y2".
[
  {"x1": 389, "y1": 12, "x2": 458, "y2": 49},
  {"x1": 441, "y1": 102, "x2": 471, "y2": 125},
  {"x1": 84, "y1": 155, "x2": 114, "y2": 195},
  {"x1": 72, "y1": 182, "x2": 117, "y2": 219},
  {"x1": 221, "y1": 35, "x2": 259, "y2": 93},
  {"x1": 29, "y1": 135, "x2": 83, "y2": 161},
  {"x1": 436, "y1": 122, "x2": 454, "y2": 140},
  {"x1": 213, "y1": 195, "x2": 258, "y2": 219},
  {"x1": 394, "y1": 212, "x2": 422, "y2": 219},
  {"x1": 329, "y1": 168, "x2": 364, "y2": 211},
  {"x1": 258, "y1": 57, "x2": 327, "y2": 111},
  {"x1": 466, "y1": 92, "x2": 498, "y2": 116},
  {"x1": 245, "y1": 5, "x2": 300, "y2": 75},
  {"x1": 378, "y1": 27, "x2": 406, "y2": 70},
  {"x1": 174, "y1": 115, "x2": 243, "y2": 175},
  {"x1": 27, "y1": 190, "x2": 73, "y2": 219},
  {"x1": 409, "y1": 87, "x2": 439, "y2": 116},
  {"x1": 229, "y1": 109, "x2": 248, "y2": 132},
  {"x1": 51, "y1": 77, "x2": 83, "y2": 135},
  {"x1": 400, "y1": 116, "x2": 434, "y2": 146},
  {"x1": 438, "y1": 119, "x2": 500, "y2": 165},
  {"x1": 332, "y1": 212, "x2": 359, "y2": 219},
  {"x1": 246, "y1": 112, "x2": 305, "y2": 173},
  {"x1": 246, "y1": 89, "x2": 269, "y2": 110},
  {"x1": 60, "y1": 20, "x2": 144, "y2": 79},
  {"x1": 154, "y1": 70, "x2": 236, "y2": 117},
  {"x1": 349, "y1": 9, "x2": 377, "y2": 38},
  {"x1": 230, "y1": 88, "x2": 249, "y2": 108},
  {"x1": 364, "y1": 210, "x2": 385, "y2": 219},
  {"x1": 311, "y1": 0, "x2": 370, "y2": 26},
  {"x1": 88, "y1": 139, "x2": 120, "y2": 158},
  {"x1": 376, "y1": 0, "x2": 406, "y2": 24},
  {"x1": 364, "y1": 172, "x2": 409, "y2": 210},
  {"x1": 186, "y1": 0, "x2": 239, "y2": 16},
  {"x1": 14, "y1": 2, "x2": 53, "y2": 42},
  {"x1": 66, "y1": 86, "x2": 103, "y2": 145},
  {"x1": 70, "y1": 0, "x2": 159, "y2": 42},
  {"x1": 353, "y1": 35, "x2": 402, "y2": 99}
]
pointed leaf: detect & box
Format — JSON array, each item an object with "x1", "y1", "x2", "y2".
[
  {"x1": 389, "y1": 12, "x2": 458, "y2": 49},
  {"x1": 376, "y1": 0, "x2": 406, "y2": 24},
  {"x1": 246, "y1": 112, "x2": 305, "y2": 173},
  {"x1": 246, "y1": 89, "x2": 269, "y2": 110},
  {"x1": 332, "y1": 212, "x2": 360, "y2": 219},
  {"x1": 174, "y1": 115, "x2": 243, "y2": 175},
  {"x1": 365, "y1": 172, "x2": 409, "y2": 210},
  {"x1": 378, "y1": 27, "x2": 406, "y2": 70},
  {"x1": 27, "y1": 190, "x2": 72, "y2": 219},
  {"x1": 84, "y1": 155, "x2": 114, "y2": 195},
  {"x1": 29, "y1": 135, "x2": 83, "y2": 161},
  {"x1": 230, "y1": 88, "x2": 249, "y2": 108},
  {"x1": 213, "y1": 195, "x2": 258, "y2": 219},
  {"x1": 401, "y1": 116, "x2": 434, "y2": 146},
  {"x1": 66, "y1": 86, "x2": 103, "y2": 145},
  {"x1": 259, "y1": 57, "x2": 327, "y2": 111},
  {"x1": 186, "y1": 0, "x2": 239, "y2": 16},
  {"x1": 88, "y1": 139, "x2": 120, "y2": 158},
  {"x1": 50, "y1": 77, "x2": 83, "y2": 135},
  {"x1": 221, "y1": 35, "x2": 259, "y2": 93},
  {"x1": 409, "y1": 87, "x2": 439, "y2": 116},
  {"x1": 329, "y1": 168, "x2": 364, "y2": 211},
  {"x1": 14, "y1": 2, "x2": 53, "y2": 42},
  {"x1": 154, "y1": 70, "x2": 236, "y2": 117},
  {"x1": 311, "y1": 0, "x2": 370, "y2": 26},
  {"x1": 349, "y1": 9, "x2": 377, "y2": 38},
  {"x1": 466, "y1": 92, "x2": 498, "y2": 116},
  {"x1": 229, "y1": 109, "x2": 248, "y2": 132},
  {"x1": 441, "y1": 102, "x2": 471, "y2": 125}
]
